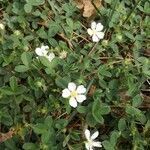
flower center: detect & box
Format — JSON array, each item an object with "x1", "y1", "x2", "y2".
[
  {"x1": 70, "y1": 91, "x2": 78, "y2": 97},
  {"x1": 92, "y1": 29, "x2": 97, "y2": 35},
  {"x1": 86, "y1": 139, "x2": 94, "y2": 147}
]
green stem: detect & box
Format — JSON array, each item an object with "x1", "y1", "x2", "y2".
[{"x1": 122, "y1": 0, "x2": 142, "y2": 25}]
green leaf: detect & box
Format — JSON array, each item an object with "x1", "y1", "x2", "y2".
[
  {"x1": 0, "y1": 87, "x2": 14, "y2": 95},
  {"x1": 55, "y1": 119, "x2": 68, "y2": 129},
  {"x1": 24, "y1": 4, "x2": 32, "y2": 13},
  {"x1": 110, "y1": 131, "x2": 120, "y2": 146},
  {"x1": 55, "y1": 76, "x2": 70, "y2": 88},
  {"x1": 92, "y1": 99, "x2": 104, "y2": 124},
  {"x1": 45, "y1": 116, "x2": 53, "y2": 128},
  {"x1": 118, "y1": 118, "x2": 126, "y2": 131},
  {"x1": 39, "y1": 56, "x2": 51, "y2": 68},
  {"x1": 21, "y1": 52, "x2": 32, "y2": 67},
  {"x1": 26, "y1": 0, "x2": 45, "y2": 6},
  {"x1": 144, "y1": 2, "x2": 150, "y2": 13},
  {"x1": 63, "y1": 135, "x2": 70, "y2": 147},
  {"x1": 102, "y1": 140, "x2": 114, "y2": 150},
  {"x1": 77, "y1": 106, "x2": 86, "y2": 114},
  {"x1": 70, "y1": 131, "x2": 80, "y2": 141},
  {"x1": 23, "y1": 143, "x2": 38, "y2": 150},
  {"x1": 1, "y1": 113, "x2": 13, "y2": 126},
  {"x1": 37, "y1": 27, "x2": 47, "y2": 39},
  {"x1": 9, "y1": 76, "x2": 17, "y2": 91},
  {"x1": 124, "y1": 31, "x2": 135, "y2": 40},
  {"x1": 66, "y1": 18, "x2": 74, "y2": 30},
  {"x1": 86, "y1": 113, "x2": 97, "y2": 127},
  {"x1": 15, "y1": 65, "x2": 29, "y2": 72},
  {"x1": 41, "y1": 131, "x2": 51, "y2": 144},
  {"x1": 99, "y1": 103, "x2": 111, "y2": 115},
  {"x1": 126, "y1": 106, "x2": 146, "y2": 124},
  {"x1": 98, "y1": 65, "x2": 112, "y2": 77},
  {"x1": 48, "y1": 23, "x2": 60, "y2": 37},
  {"x1": 33, "y1": 123, "x2": 46, "y2": 134},
  {"x1": 132, "y1": 94, "x2": 142, "y2": 107},
  {"x1": 48, "y1": 38, "x2": 58, "y2": 47}
]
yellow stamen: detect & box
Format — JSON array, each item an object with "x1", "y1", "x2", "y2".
[
  {"x1": 71, "y1": 91, "x2": 77, "y2": 97},
  {"x1": 92, "y1": 29, "x2": 97, "y2": 35}
]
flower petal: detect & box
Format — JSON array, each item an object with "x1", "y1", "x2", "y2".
[
  {"x1": 41, "y1": 45, "x2": 49, "y2": 51},
  {"x1": 68, "y1": 82, "x2": 76, "y2": 91},
  {"x1": 62, "y1": 89, "x2": 71, "y2": 98},
  {"x1": 85, "y1": 143, "x2": 90, "y2": 150},
  {"x1": 85, "y1": 129, "x2": 90, "y2": 141},
  {"x1": 69, "y1": 97, "x2": 77, "y2": 108},
  {"x1": 76, "y1": 95, "x2": 86, "y2": 103},
  {"x1": 92, "y1": 35, "x2": 99, "y2": 42},
  {"x1": 87, "y1": 28, "x2": 93, "y2": 36},
  {"x1": 96, "y1": 32, "x2": 104, "y2": 39},
  {"x1": 96, "y1": 23, "x2": 103, "y2": 31},
  {"x1": 91, "y1": 21, "x2": 96, "y2": 30},
  {"x1": 77, "y1": 85, "x2": 86, "y2": 94},
  {"x1": 35, "y1": 48, "x2": 43, "y2": 56},
  {"x1": 85, "y1": 143, "x2": 93, "y2": 150},
  {"x1": 92, "y1": 141, "x2": 102, "y2": 147},
  {"x1": 91, "y1": 131, "x2": 99, "y2": 140},
  {"x1": 47, "y1": 52, "x2": 55, "y2": 62}
]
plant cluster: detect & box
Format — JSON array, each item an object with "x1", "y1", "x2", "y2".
[{"x1": 0, "y1": 0, "x2": 150, "y2": 150}]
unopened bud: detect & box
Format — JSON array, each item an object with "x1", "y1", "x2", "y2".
[{"x1": 0, "y1": 23, "x2": 5, "y2": 30}]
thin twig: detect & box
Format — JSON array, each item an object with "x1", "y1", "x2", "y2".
[
  {"x1": 57, "y1": 33, "x2": 74, "y2": 50},
  {"x1": 73, "y1": 32, "x2": 90, "y2": 42},
  {"x1": 99, "y1": 56, "x2": 124, "y2": 60},
  {"x1": 88, "y1": 42, "x2": 98, "y2": 56},
  {"x1": 147, "y1": 80, "x2": 150, "y2": 86},
  {"x1": 141, "y1": 89, "x2": 150, "y2": 92},
  {"x1": 91, "y1": 0, "x2": 102, "y2": 17}
]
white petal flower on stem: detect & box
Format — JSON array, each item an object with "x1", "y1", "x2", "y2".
[
  {"x1": 85, "y1": 129, "x2": 102, "y2": 150},
  {"x1": 87, "y1": 21, "x2": 104, "y2": 42},
  {"x1": 62, "y1": 82, "x2": 87, "y2": 108}
]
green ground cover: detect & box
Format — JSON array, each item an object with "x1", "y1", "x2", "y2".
[{"x1": 0, "y1": 0, "x2": 150, "y2": 149}]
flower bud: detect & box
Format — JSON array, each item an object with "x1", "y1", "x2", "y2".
[
  {"x1": 0, "y1": 23, "x2": 5, "y2": 30},
  {"x1": 116, "y1": 34, "x2": 123, "y2": 41},
  {"x1": 125, "y1": 58, "x2": 131, "y2": 65},
  {"x1": 36, "y1": 81, "x2": 43, "y2": 87},
  {"x1": 14, "y1": 30, "x2": 21, "y2": 36},
  {"x1": 102, "y1": 40, "x2": 108, "y2": 46},
  {"x1": 59, "y1": 51, "x2": 67, "y2": 59}
]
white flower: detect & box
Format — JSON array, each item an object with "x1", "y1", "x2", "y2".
[
  {"x1": 62, "y1": 82, "x2": 86, "y2": 108},
  {"x1": 85, "y1": 129, "x2": 102, "y2": 150},
  {"x1": 87, "y1": 21, "x2": 104, "y2": 42},
  {"x1": 0, "y1": 23, "x2": 4, "y2": 30},
  {"x1": 35, "y1": 45, "x2": 55, "y2": 62},
  {"x1": 35, "y1": 45, "x2": 49, "y2": 56}
]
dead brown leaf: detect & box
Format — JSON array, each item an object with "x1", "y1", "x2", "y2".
[
  {"x1": 74, "y1": 0, "x2": 102, "y2": 18},
  {"x1": 0, "y1": 129, "x2": 15, "y2": 143}
]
